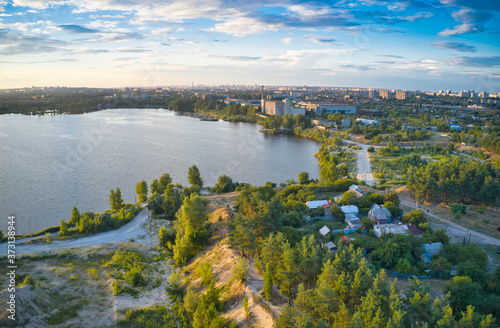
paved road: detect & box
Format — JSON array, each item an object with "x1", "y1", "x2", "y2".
[{"x1": 0, "y1": 208, "x2": 151, "y2": 256}]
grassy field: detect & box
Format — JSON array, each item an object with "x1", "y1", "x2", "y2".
[{"x1": 431, "y1": 203, "x2": 500, "y2": 239}]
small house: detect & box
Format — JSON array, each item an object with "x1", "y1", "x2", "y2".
[
  {"x1": 422, "y1": 242, "x2": 442, "y2": 264},
  {"x1": 368, "y1": 206, "x2": 392, "y2": 224},
  {"x1": 348, "y1": 184, "x2": 364, "y2": 197},
  {"x1": 341, "y1": 235, "x2": 352, "y2": 246},
  {"x1": 403, "y1": 223, "x2": 423, "y2": 237},
  {"x1": 341, "y1": 205, "x2": 359, "y2": 215},
  {"x1": 345, "y1": 212, "x2": 362, "y2": 229},
  {"x1": 319, "y1": 225, "x2": 331, "y2": 236},
  {"x1": 373, "y1": 224, "x2": 408, "y2": 238},
  {"x1": 324, "y1": 241, "x2": 337, "y2": 252}
]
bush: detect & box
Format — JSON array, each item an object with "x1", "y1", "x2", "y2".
[
  {"x1": 21, "y1": 275, "x2": 35, "y2": 286},
  {"x1": 475, "y1": 206, "x2": 486, "y2": 214},
  {"x1": 126, "y1": 268, "x2": 145, "y2": 287},
  {"x1": 367, "y1": 146, "x2": 375, "y2": 152},
  {"x1": 231, "y1": 258, "x2": 249, "y2": 283},
  {"x1": 450, "y1": 203, "x2": 467, "y2": 214},
  {"x1": 196, "y1": 261, "x2": 213, "y2": 286}
]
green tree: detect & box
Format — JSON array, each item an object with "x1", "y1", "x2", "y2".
[
  {"x1": 59, "y1": 220, "x2": 68, "y2": 237},
  {"x1": 443, "y1": 276, "x2": 481, "y2": 313},
  {"x1": 150, "y1": 178, "x2": 160, "y2": 194},
  {"x1": 184, "y1": 289, "x2": 199, "y2": 317},
  {"x1": 231, "y1": 258, "x2": 249, "y2": 283},
  {"x1": 243, "y1": 296, "x2": 249, "y2": 318},
  {"x1": 164, "y1": 184, "x2": 182, "y2": 220},
  {"x1": 109, "y1": 188, "x2": 124, "y2": 211},
  {"x1": 135, "y1": 180, "x2": 148, "y2": 204},
  {"x1": 384, "y1": 191, "x2": 401, "y2": 206},
  {"x1": 384, "y1": 201, "x2": 403, "y2": 217},
  {"x1": 340, "y1": 191, "x2": 358, "y2": 205},
  {"x1": 188, "y1": 165, "x2": 204, "y2": 188},
  {"x1": 158, "y1": 173, "x2": 173, "y2": 192},
  {"x1": 402, "y1": 209, "x2": 428, "y2": 227},
  {"x1": 158, "y1": 226, "x2": 168, "y2": 248},
  {"x1": 432, "y1": 228, "x2": 450, "y2": 244},
  {"x1": 264, "y1": 263, "x2": 272, "y2": 306},
  {"x1": 147, "y1": 192, "x2": 165, "y2": 214},
  {"x1": 298, "y1": 171, "x2": 310, "y2": 185},
  {"x1": 319, "y1": 162, "x2": 340, "y2": 185},
  {"x1": 274, "y1": 304, "x2": 297, "y2": 328},
  {"x1": 213, "y1": 174, "x2": 234, "y2": 193},
  {"x1": 69, "y1": 206, "x2": 80, "y2": 226}
]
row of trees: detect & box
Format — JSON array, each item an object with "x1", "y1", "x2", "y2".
[
  {"x1": 406, "y1": 157, "x2": 500, "y2": 203},
  {"x1": 274, "y1": 243, "x2": 495, "y2": 328},
  {"x1": 59, "y1": 203, "x2": 141, "y2": 236}
]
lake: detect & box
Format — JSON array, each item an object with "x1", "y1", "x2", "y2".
[{"x1": 0, "y1": 108, "x2": 321, "y2": 234}]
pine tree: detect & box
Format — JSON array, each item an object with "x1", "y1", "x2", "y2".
[
  {"x1": 243, "y1": 295, "x2": 249, "y2": 318},
  {"x1": 188, "y1": 165, "x2": 203, "y2": 188},
  {"x1": 135, "y1": 180, "x2": 148, "y2": 203},
  {"x1": 69, "y1": 206, "x2": 80, "y2": 226},
  {"x1": 59, "y1": 220, "x2": 68, "y2": 236},
  {"x1": 114, "y1": 188, "x2": 123, "y2": 209},
  {"x1": 109, "y1": 189, "x2": 115, "y2": 210},
  {"x1": 264, "y1": 263, "x2": 272, "y2": 307}
]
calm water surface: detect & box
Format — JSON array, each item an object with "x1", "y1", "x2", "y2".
[{"x1": 0, "y1": 108, "x2": 320, "y2": 234}]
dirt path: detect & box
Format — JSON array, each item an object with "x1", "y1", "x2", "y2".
[
  {"x1": 0, "y1": 208, "x2": 151, "y2": 256},
  {"x1": 401, "y1": 199, "x2": 500, "y2": 246},
  {"x1": 344, "y1": 140, "x2": 378, "y2": 186}
]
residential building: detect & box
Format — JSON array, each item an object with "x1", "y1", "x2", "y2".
[
  {"x1": 380, "y1": 90, "x2": 391, "y2": 99},
  {"x1": 298, "y1": 102, "x2": 356, "y2": 115},
  {"x1": 324, "y1": 241, "x2": 337, "y2": 251},
  {"x1": 422, "y1": 242, "x2": 442, "y2": 264},
  {"x1": 396, "y1": 90, "x2": 409, "y2": 100},
  {"x1": 348, "y1": 184, "x2": 364, "y2": 197},
  {"x1": 342, "y1": 118, "x2": 351, "y2": 127},
  {"x1": 261, "y1": 98, "x2": 305, "y2": 116},
  {"x1": 373, "y1": 224, "x2": 408, "y2": 237},
  {"x1": 306, "y1": 200, "x2": 334, "y2": 215},
  {"x1": 319, "y1": 225, "x2": 331, "y2": 236},
  {"x1": 368, "y1": 89, "x2": 378, "y2": 99},
  {"x1": 341, "y1": 205, "x2": 359, "y2": 215},
  {"x1": 368, "y1": 206, "x2": 392, "y2": 224},
  {"x1": 356, "y1": 118, "x2": 380, "y2": 126},
  {"x1": 345, "y1": 213, "x2": 362, "y2": 229},
  {"x1": 403, "y1": 224, "x2": 424, "y2": 237}
]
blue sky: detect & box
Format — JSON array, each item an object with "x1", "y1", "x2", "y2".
[{"x1": 0, "y1": 0, "x2": 499, "y2": 91}]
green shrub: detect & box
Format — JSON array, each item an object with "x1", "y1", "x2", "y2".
[
  {"x1": 231, "y1": 258, "x2": 249, "y2": 283},
  {"x1": 127, "y1": 268, "x2": 145, "y2": 287},
  {"x1": 196, "y1": 261, "x2": 213, "y2": 286}
]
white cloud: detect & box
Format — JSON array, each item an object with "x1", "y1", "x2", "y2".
[
  {"x1": 438, "y1": 23, "x2": 479, "y2": 36},
  {"x1": 151, "y1": 27, "x2": 172, "y2": 36},
  {"x1": 206, "y1": 16, "x2": 281, "y2": 37}
]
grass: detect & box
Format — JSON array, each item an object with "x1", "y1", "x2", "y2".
[
  {"x1": 432, "y1": 203, "x2": 500, "y2": 239},
  {"x1": 46, "y1": 299, "x2": 89, "y2": 325}
]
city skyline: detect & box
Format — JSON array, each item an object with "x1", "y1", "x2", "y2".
[{"x1": 0, "y1": 0, "x2": 499, "y2": 91}]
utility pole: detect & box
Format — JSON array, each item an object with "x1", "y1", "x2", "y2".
[{"x1": 29, "y1": 221, "x2": 32, "y2": 242}]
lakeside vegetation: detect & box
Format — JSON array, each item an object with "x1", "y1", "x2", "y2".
[
  {"x1": 1, "y1": 90, "x2": 499, "y2": 326},
  {"x1": 1, "y1": 159, "x2": 499, "y2": 326}
]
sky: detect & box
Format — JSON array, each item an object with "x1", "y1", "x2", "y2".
[{"x1": 0, "y1": 0, "x2": 499, "y2": 91}]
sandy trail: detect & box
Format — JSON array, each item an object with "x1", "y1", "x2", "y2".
[{"x1": 343, "y1": 140, "x2": 378, "y2": 186}]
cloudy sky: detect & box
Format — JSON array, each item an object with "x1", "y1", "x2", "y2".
[{"x1": 0, "y1": 0, "x2": 499, "y2": 91}]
